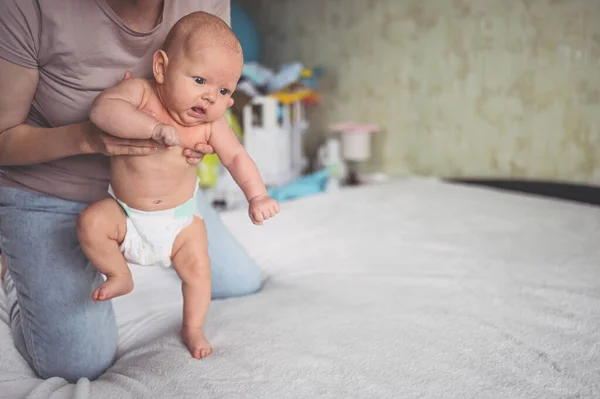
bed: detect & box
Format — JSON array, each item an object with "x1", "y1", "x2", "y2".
[{"x1": 1, "y1": 178, "x2": 599, "y2": 398}]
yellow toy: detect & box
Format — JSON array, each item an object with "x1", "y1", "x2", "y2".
[{"x1": 269, "y1": 89, "x2": 316, "y2": 105}]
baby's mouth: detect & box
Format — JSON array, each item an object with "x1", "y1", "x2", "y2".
[{"x1": 190, "y1": 106, "x2": 206, "y2": 116}]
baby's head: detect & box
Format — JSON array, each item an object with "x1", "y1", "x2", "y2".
[{"x1": 152, "y1": 12, "x2": 243, "y2": 126}]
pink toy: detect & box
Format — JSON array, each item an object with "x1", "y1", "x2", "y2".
[{"x1": 329, "y1": 122, "x2": 380, "y2": 185}]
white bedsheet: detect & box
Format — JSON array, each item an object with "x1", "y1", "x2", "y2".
[{"x1": 1, "y1": 178, "x2": 599, "y2": 398}]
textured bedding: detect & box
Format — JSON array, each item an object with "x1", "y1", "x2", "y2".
[{"x1": 1, "y1": 178, "x2": 599, "y2": 398}]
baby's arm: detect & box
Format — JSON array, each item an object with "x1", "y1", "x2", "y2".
[
  {"x1": 208, "y1": 117, "x2": 280, "y2": 224},
  {"x1": 208, "y1": 116, "x2": 268, "y2": 201},
  {"x1": 89, "y1": 78, "x2": 159, "y2": 140}
]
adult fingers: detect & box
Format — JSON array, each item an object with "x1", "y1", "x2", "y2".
[
  {"x1": 122, "y1": 146, "x2": 157, "y2": 156},
  {"x1": 105, "y1": 145, "x2": 157, "y2": 156},
  {"x1": 194, "y1": 143, "x2": 215, "y2": 155},
  {"x1": 184, "y1": 149, "x2": 203, "y2": 158},
  {"x1": 186, "y1": 156, "x2": 201, "y2": 165},
  {"x1": 102, "y1": 134, "x2": 158, "y2": 148}
]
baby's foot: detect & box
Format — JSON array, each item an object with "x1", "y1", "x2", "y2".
[
  {"x1": 92, "y1": 275, "x2": 134, "y2": 301},
  {"x1": 181, "y1": 326, "x2": 212, "y2": 359}
]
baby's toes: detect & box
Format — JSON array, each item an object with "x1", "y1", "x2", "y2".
[
  {"x1": 95, "y1": 287, "x2": 108, "y2": 301},
  {"x1": 200, "y1": 347, "x2": 212, "y2": 358}
]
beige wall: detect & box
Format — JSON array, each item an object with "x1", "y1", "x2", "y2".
[{"x1": 241, "y1": 0, "x2": 600, "y2": 184}]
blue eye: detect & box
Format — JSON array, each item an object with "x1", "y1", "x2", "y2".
[
  {"x1": 220, "y1": 88, "x2": 229, "y2": 95},
  {"x1": 194, "y1": 77, "x2": 205, "y2": 84}
]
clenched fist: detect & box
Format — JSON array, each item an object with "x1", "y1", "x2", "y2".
[
  {"x1": 248, "y1": 195, "x2": 280, "y2": 225},
  {"x1": 151, "y1": 123, "x2": 180, "y2": 147}
]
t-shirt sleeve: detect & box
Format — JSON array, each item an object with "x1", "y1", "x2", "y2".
[
  {"x1": 208, "y1": 0, "x2": 231, "y2": 26},
  {"x1": 0, "y1": 0, "x2": 40, "y2": 68}
]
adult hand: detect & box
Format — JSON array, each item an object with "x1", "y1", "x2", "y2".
[
  {"x1": 88, "y1": 123, "x2": 159, "y2": 156},
  {"x1": 91, "y1": 123, "x2": 214, "y2": 162}
]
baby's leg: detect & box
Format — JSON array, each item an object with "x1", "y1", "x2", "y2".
[
  {"x1": 77, "y1": 198, "x2": 131, "y2": 301},
  {"x1": 171, "y1": 216, "x2": 212, "y2": 359}
]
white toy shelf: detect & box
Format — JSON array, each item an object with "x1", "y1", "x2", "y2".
[{"x1": 242, "y1": 95, "x2": 308, "y2": 187}]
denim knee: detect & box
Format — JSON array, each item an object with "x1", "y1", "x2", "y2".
[
  {"x1": 33, "y1": 309, "x2": 118, "y2": 382},
  {"x1": 211, "y1": 268, "x2": 263, "y2": 299}
]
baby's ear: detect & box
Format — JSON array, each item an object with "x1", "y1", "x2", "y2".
[
  {"x1": 152, "y1": 50, "x2": 169, "y2": 84},
  {"x1": 227, "y1": 98, "x2": 234, "y2": 108}
]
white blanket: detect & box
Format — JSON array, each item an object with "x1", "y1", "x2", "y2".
[{"x1": 1, "y1": 178, "x2": 599, "y2": 398}]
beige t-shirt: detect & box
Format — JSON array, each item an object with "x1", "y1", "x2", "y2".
[{"x1": 0, "y1": 0, "x2": 230, "y2": 202}]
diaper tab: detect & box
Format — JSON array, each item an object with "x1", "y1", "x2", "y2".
[{"x1": 174, "y1": 196, "x2": 197, "y2": 219}]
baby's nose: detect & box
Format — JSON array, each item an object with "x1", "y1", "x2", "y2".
[{"x1": 201, "y1": 88, "x2": 216, "y2": 104}]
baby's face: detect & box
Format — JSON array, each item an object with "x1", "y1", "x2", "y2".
[{"x1": 160, "y1": 46, "x2": 242, "y2": 126}]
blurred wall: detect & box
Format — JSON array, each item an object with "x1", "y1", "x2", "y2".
[{"x1": 240, "y1": 0, "x2": 600, "y2": 183}]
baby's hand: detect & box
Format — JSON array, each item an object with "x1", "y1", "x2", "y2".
[
  {"x1": 249, "y1": 195, "x2": 280, "y2": 225},
  {"x1": 151, "y1": 123, "x2": 180, "y2": 148}
]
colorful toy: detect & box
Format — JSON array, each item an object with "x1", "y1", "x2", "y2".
[
  {"x1": 266, "y1": 62, "x2": 304, "y2": 93},
  {"x1": 299, "y1": 67, "x2": 323, "y2": 90},
  {"x1": 242, "y1": 62, "x2": 273, "y2": 87},
  {"x1": 268, "y1": 66, "x2": 323, "y2": 105},
  {"x1": 269, "y1": 88, "x2": 315, "y2": 105}
]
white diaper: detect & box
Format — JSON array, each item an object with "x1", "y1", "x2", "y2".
[{"x1": 108, "y1": 186, "x2": 201, "y2": 267}]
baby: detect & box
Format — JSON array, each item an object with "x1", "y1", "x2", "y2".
[{"x1": 77, "y1": 12, "x2": 279, "y2": 359}]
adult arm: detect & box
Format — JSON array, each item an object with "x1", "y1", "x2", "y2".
[
  {"x1": 0, "y1": 60, "x2": 160, "y2": 166},
  {"x1": 0, "y1": 59, "x2": 98, "y2": 165}
]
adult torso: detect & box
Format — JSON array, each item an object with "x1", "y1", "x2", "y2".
[{"x1": 0, "y1": 0, "x2": 227, "y2": 202}]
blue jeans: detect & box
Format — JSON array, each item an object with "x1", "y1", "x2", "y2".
[{"x1": 0, "y1": 186, "x2": 262, "y2": 382}]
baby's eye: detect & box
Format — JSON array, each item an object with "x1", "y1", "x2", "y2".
[
  {"x1": 194, "y1": 77, "x2": 205, "y2": 85},
  {"x1": 219, "y1": 88, "x2": 229, "y2": 95}
]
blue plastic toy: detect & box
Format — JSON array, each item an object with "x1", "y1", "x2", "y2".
[{"x1": 267, "y1": 169, "x2": 330, "y2": 203}]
